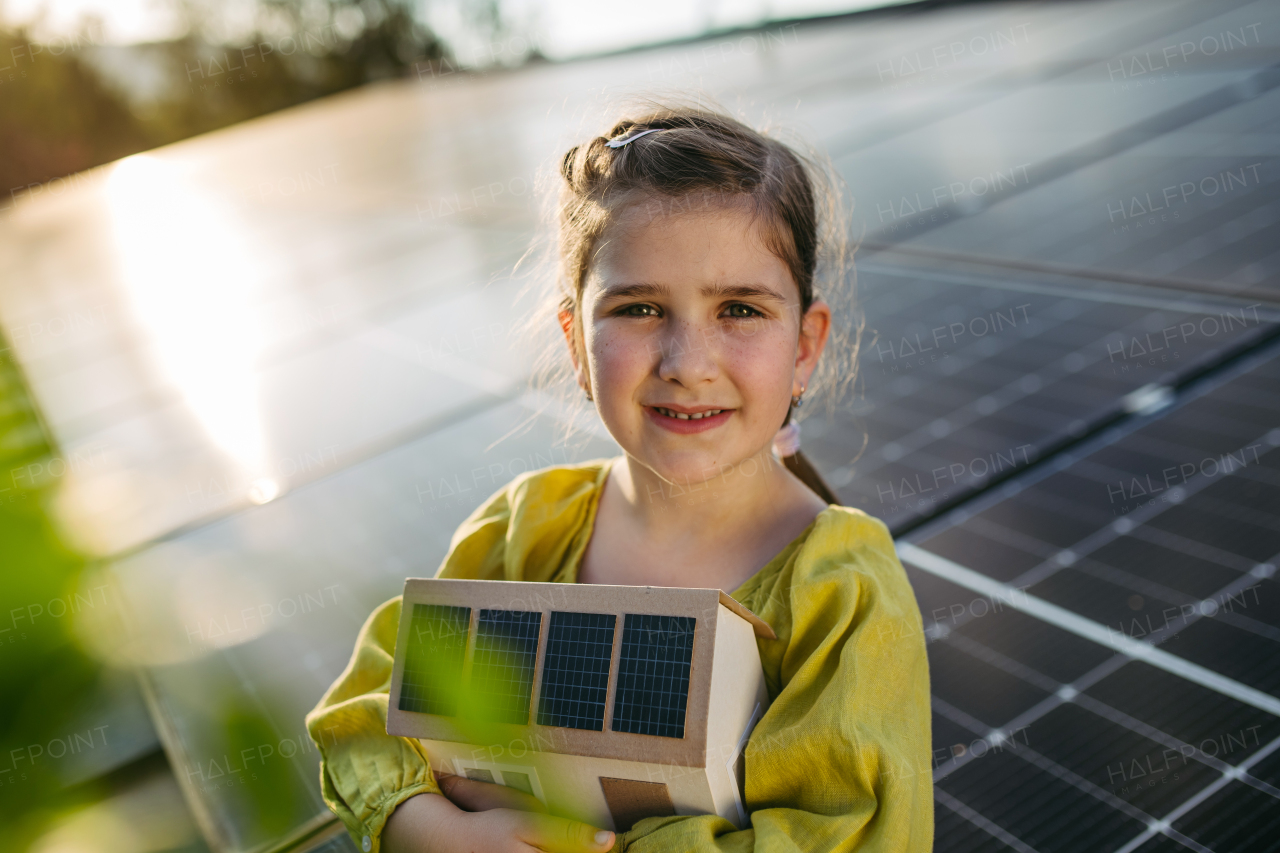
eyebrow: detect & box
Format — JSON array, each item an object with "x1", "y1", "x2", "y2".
[{"x1": 597, "y1": 281, "x2": 788, "y2": 303}]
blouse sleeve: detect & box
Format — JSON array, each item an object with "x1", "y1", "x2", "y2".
[
  {"x1": 304, "y1": 596, "x2": 439, "y2": 853},
  {"x1": 615, "y1": 513, "x2": 934, "y2": 852},
  {"x1": 304, "y1": 485, "x2": 515, "y2": 852}
]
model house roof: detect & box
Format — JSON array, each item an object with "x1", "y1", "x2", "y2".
[{"x1": 387, "y1": 579, "x2": 773, "y2": 766}]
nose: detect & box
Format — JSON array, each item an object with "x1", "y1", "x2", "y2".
[{"x1": 655, "y1": 319, "x2": 719, "y2": 387}]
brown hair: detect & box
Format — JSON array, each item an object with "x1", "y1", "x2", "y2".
[{"x1": 520, "y1": 98, "x2": 860, "y2": 504}]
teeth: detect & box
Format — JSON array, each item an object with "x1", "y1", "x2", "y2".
[{"x1": 656, "y1": 407, "x2": 722, "y2": 420}]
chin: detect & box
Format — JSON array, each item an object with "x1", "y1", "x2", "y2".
[{"x1": 639, "y1": 443, "x2": 760, "y2": 489}]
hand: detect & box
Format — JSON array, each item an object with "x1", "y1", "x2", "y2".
[
  {"x1": 383, "y1": 792, "x2": 616, "y2": 853},
  {"x1": 434, "y1": 771, "x2": 548, "y2": 813}
]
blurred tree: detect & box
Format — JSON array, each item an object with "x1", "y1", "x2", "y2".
[
  {"x1": 0, "y1": 25, "x2": 151, "y2": 200},
  {"x1": 0, "y1": 0, "x2": 448, "y2": 198}
]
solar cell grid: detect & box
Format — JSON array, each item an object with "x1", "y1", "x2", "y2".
[
  {"x1": 537, "y1": 612, "x2": 616, "y2": 731},
  {"x1": 468, "y1": 609, "x2": 542, "y2": 724},
  {"x1": 399, "y1": 604, "x2": 471, "y2": 716},
  {"x1": 611, "y1": 615, "x2": 696, "y2": 739},
  {"x1": 1172, "y1": 781, "x2": 1280, "y2": 853},
  {"x1": 912, "y1": 347, "x2": 1280, "y2": 851}
]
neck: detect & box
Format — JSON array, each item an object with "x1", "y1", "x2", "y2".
[{"x1": 611, "y1": 447, "x2": 802, "y2": 535}]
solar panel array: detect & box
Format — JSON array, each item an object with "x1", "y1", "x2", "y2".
[
  {"x1": 612, "y1": 615, "x2": 697, "y2": 739},
  {"x1": 537, "y1": 611, "x2": 617, "y2": 731},
  {"x1": 399, "y1": 609, "x2": 696, "y2": 739},
  {"x1": 901, "y1": 344, "x2": 1280, "y2": 852},
  {"x1": 53, "y1": 1, "x2": 1278, "y2": 849},
  {"x1": 801, "y1": 263, "x2": 1277, "y2": 536}
]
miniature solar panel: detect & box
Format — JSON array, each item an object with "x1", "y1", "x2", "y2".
[
  {"x1": 612, "y1": 614, "x2": 696, "y2": 738},
  {"x1": 469, "y1": 609, "x2": 542, "y2": 724},
  {"x1": 537, "y1": 611, "x2": 616, "y2": 731},
  {"x1": 399, "y1": 604, "x2": 471, "y2": 716}
]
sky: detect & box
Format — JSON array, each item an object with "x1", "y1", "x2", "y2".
[{"x1": 0, "y1": 0, "x2": 907, "y2": 55}]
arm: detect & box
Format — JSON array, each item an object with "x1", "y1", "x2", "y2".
[
  {"x1": 306, "y1": 597, "x2": 443, "y2": 853},
  {"x1": 305, "y1": 482, "x2": 519, "y2": 851},
  {"x1": 614, "y1": 520, "x2": 934, "y2": 852},
  {"x1": 306, "y1": 598, "x2": 617, "y2": 853}
]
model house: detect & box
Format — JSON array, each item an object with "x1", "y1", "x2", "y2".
[{"x1": 386, "y1": 578, "x2": 775, "y2": 832}]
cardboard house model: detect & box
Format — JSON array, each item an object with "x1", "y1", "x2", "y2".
[{"x1": 387, "y1": 578, "x2": 775, "y2": 832}]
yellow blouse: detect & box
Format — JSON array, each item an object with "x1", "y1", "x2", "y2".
[{"x1": 305, "y1": 458, "x2": 933, "y2": 852}]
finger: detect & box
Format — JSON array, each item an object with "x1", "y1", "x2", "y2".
[
  {"x1": 437, "y1": 773, "x2": 547, "y2": 813},
  {"x1": 516, "y1": 811, "x2": 615, "y2": 853}
]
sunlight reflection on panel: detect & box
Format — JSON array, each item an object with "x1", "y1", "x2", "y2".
[{"x1": 105, "y1": 155, "x2": 280, "y2": 505}]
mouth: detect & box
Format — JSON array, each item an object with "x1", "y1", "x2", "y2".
[{"x1": 645, "y1": 405, "x2": 733, "y2": 434}]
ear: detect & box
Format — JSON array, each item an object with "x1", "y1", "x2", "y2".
[
  {"x1": 794, "y1": 299, "x2": 832, "y2": 393},
  {"x1": 558, "y1": 307, "x2": 591, "y2": 395}
]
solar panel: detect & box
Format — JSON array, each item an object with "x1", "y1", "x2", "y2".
[
  {"x1": 399, "y1": 604, "x2": 471, "y2": 716},
  {"x1": 800, "y1": 263, "x2": 1278, "y2": 535},
  {"x1": 612, "y1": 614, "x2": 696, "y2": 739},
  {"x1": 468, "y1": 609, "x2": 542, "y2": 724},
  {"x1": 898, "y1": 346, "x2": 1280, "y2": 853},
  {"x1": 894, "y1": 87, "x2": 1280, "y2": 298},
  {"x1": 537, "y1": 611, "x2": 616, "y2": 731}
]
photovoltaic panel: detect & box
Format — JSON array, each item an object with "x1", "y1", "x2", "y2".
[
  {"x1": 905, "y1": 346, "x2": 1280, "y2": 853},
  {"x1": 612, "y1": 614, "x2": 695, "y2": 739},
  {"x1": 468, "y1": 609, "x2": 542, "y2": 724},
  {"x1": 801, "y1": 265, "x2": 1278, "y2": 536},
  {"x1": 399, "y1": 604, "x2": 471, "y2": 716},
  {"x1": 537, "y1": 611, "x2": 616, "y2": 731}
]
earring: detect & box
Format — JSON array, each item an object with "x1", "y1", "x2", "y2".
[
  {"x1": 584, "y1": 388, "x2": 593, "y2": 402},
  {"x1": 791, "y1": 384, "x2": 806, "y2": 409}
]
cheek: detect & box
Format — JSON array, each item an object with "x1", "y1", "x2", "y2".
[
  {"x1": 588, "y1": 326, "x2": 650, "y2": 394},
  {"x1": 723, "y1": 328, "x2": 796, "y2": 393}
]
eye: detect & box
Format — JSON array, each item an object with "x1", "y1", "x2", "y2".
[
  {"x1": 724, "y1": 303, "x2": 764, "y2": 319},
  {"x1": 618, "y1": 303, "x2": 660, "y2": 317}
]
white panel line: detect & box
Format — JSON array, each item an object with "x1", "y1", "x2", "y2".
[
  {"x1": 898, "y1": 542, "x2": 1280, "y2": 719},
  {"x1": 934, "y1": 789, "x2": 1043, "y2": 853},
  {"x1": 1111, "y1": 733, "x2": 1280, "y2": 853}
]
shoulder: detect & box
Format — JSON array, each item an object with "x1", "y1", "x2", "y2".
[
  {"x1": 504, "y1": 457, "x2": 613, "y2": 517},
  {"x1": 454, "y1": 457, "x2": 612, "y2": 531},
  {"x1": 790, "y1": 506, "x2": 916, "y2": 619},
  {"x1": 439, "y1": 458, "x2": 614, "y2": 580}
]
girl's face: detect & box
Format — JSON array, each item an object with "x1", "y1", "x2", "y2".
[{"x1": 569, "y1": 197, "x2": 830, "y2": 486}]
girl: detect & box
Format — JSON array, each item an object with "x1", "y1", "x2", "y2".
[{"x1": 306, "y1": 103, "x2": 932, "y2": 853}]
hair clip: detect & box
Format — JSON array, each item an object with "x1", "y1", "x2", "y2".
[{"x1": 605, "y1": 128, "x2": 664, "y2": 148}]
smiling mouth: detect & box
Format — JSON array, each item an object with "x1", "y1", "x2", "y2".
[{"x1": 651, "y1": 406, "x2": 726, "y2": 421}]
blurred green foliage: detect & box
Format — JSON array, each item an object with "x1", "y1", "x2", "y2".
[
  {"x1": 0, "y1": 335, "x2": 101, "y2": 851},
  {"x1": 0, "y1": 0, "x2": 446, "y2": 197}
]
